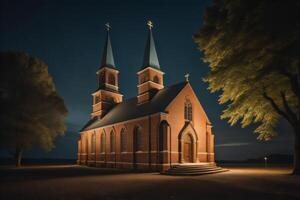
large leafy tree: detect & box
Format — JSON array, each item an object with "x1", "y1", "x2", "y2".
[
  {"x1": 194, "y1": 0, "x2": 300, "y2": 174},
  {"x1": 0, "y1": 52, "x2": 68, "y2": 167}
]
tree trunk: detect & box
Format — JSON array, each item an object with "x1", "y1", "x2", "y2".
[
  {"x1": 15, "y1": 147, "x2": 23, "y2": 167},
  {"x1": 293, "y1": 126, "x2": 300, "y2": 175}
]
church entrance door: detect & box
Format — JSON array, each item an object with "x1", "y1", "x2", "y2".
[{"x1": 183, "y1": 134, "x2": 193, "y2": 163}]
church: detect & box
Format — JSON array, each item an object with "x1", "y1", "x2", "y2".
[{"x1": 77, "y1": 21, "x2": 215, "y2": 172}]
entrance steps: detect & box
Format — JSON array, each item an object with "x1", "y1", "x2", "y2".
[{"x1": 162, "y1": 163, "x2": 228, "y2": 176}]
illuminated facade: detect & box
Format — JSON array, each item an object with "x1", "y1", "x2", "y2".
[{"x1": 77, "y1": 22, "x2": 215, "y2": 171}]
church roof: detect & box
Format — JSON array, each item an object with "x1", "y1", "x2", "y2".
[
  {"x1": 81, "y1": 81, "x2": 188, "y2": 131},
  {"x1": 141, "y1": 28, "x2": 160, "y2": 71},
  {"x1": 100, "y1": 31, "x2": 116, "y2": 69}
]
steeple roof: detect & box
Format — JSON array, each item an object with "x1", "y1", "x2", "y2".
[
  {"x1": 141, "y1": 24, "x2": 160, "y2": 70},
  {"x1": 100, "y1": 29, "x2": 116, "y2": 69}
]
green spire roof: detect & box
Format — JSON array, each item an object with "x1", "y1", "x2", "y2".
[
  {"x1": 100, "y1": 30, "x2": 116, "y2": 69},
  {"x1": 141, "y1": 26, "x2": 160, "y2": 70}
]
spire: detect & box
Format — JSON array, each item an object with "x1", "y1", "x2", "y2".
[
  {"x1": 141, "y1": 20, "x2": 160, "y2": 70},
  {"x1": 100, "y1": 23, "x2": 115, "y2": 69}
]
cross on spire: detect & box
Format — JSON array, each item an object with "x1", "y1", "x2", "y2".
[
  {"x1": 100, "y1": 22, "x2": 115, "y2": 69},
  {"x1": 185, "y1": 73, "x2": 190, "y2": 82},
  {"x1": 147, "y1": 20, "x2": 153, "y2": 30},
  {"x1": 141, "y1": 20, "x2": 160, "y2": 70},
  {"x1": 105, "y1": 22, "x2": 111, "y2": 31}
]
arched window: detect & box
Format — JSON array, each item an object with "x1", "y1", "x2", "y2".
[
  {"x1": 134, "y1": 126, "x2": 142, "y2": 151},
  {"x1": 159, "y1": 121, "x2": 168, "y2": 151},
  {"x1": 99, "y1": 71, "x2": 105, "y2": 85},
  {"x1": 184, "y1": 99, "x2": 193, "y2": 121},
  {"x1": 100, "y1": 132, "x2": 105, "y2": 153},
  {"x1": 85, "y1": 137, "x2": 89, "y2": 154},
  {"x1": 153, "y1": 75, "x2": 160, "y2": 84},
  {"x1": 108, "y1": 73, "x2": 116, "y2": 85},
  {"x1": 140, "y1": 72, "x2": 149, "y2": 84},
  {"x1": 110, "y1": 131, "x2": 115, "y2": 152},
  {"x1": 91, "y1": 133, "x2": 96, "y2": 153},
  {"x1": 95, "y1": 95, "x2": 100, "y2": 104},
  {"x1": 120, "y1": 128, "x2": 127, "y2": 152}
]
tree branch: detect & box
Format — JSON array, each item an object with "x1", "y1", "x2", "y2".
[
  {"x1": 278, "y1": 67, "x2": 300, "y2": 99},
  {"x1": 263, "y1": 91, "x2": 295, "y2": 126},
  {"x1": 280, "y1": 91, "x2": 298, "y2": 124}
]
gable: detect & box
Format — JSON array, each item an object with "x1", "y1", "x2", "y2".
[{"x1": 166, "y1": 82, "x2": 211, "y2": 124}]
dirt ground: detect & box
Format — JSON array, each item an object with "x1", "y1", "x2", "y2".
[{"x1": 0, "y1": 165, "x2": 299, "y2": 200}]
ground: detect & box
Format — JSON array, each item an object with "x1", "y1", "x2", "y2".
[{"x1": 0, "y1": 165, "x2": 299, "y2": 200}]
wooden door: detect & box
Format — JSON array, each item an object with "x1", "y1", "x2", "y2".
[{"x1": 183, "y1": 134, "x2": 193, "y2": 163}]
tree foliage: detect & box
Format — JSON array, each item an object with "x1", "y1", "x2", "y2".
[
  {"x1": 194, "y1": 0, "x2": 300, "y2": 140},
  {"x1": 0, "y1": 52, "x2": 68, "y2": 157}
]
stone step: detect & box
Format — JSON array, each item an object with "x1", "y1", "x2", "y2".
[
  {"x1": 166, "y1": 168, "x2": 227, "y2": 173},
  {"x1": 167, "y1": 169, "x2": 223, "y2": 174},
  {"x1": 173, "y1": 163, "x2": 216, "y2": 167},
  {"x1": 163, "y1": 163, "x2": 228, "y2": 176},
  {"x1": 170, "y1": 165, "x2": 220, "y2": 169},
  {"x1": 167, "y1": 167, "x2": 223, "y2": 173},
  {"x1": 163, "y1": 169, "x2": 228, "y2": 176},
  {"x1": 171, "y1": 167, "x2": 217, "y2": 171},
  {"x1": 172, "y1": 165, "x2": 217, "y2": 169}
]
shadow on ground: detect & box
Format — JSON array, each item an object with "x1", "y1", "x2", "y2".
[{"x1": 0, "y1": 165, "x2": 148, "y2": 181}]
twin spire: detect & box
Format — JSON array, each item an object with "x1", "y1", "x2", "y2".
[
  {"x1": 100, "y1": 23, "x2": 115, "y2": 69},
  {"x1": 142, "y1": 21, "x2": 160, "y2": 70},
  {"x1": 100, "y1": 21, "x2": 160, "y2": 71}
]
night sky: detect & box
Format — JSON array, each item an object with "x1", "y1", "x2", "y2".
[{"x1": 0, "y1": 0, "x2": 294, "y2": 160}]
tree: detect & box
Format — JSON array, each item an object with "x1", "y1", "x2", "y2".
[
  {"x1": 0, "y1": 52, "x2": 68, "y2": 167},
  {"x1": 194, "y1": 0, "x2": 300, "y2": 174}
]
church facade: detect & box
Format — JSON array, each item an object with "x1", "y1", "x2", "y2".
[{"x1": 77, "y1": 22, "x2": 215, "y2": 172}]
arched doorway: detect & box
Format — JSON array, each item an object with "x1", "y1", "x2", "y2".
[{"x1": 182, "y1": 134, "x2": 193, "y2": 163}]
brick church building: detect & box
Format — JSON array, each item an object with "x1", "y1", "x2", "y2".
[{"x1": 77, "y1": 22, "x2": 215, "y2": 172}]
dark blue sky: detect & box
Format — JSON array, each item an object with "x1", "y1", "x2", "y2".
[{"x1": 0, "y1": 0, "x2": 293, "y2": 160}]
